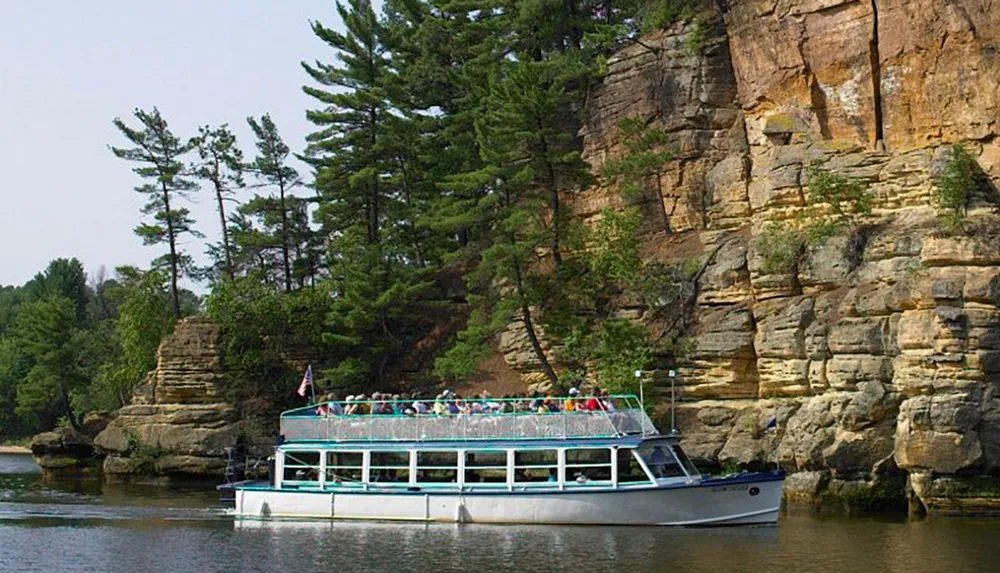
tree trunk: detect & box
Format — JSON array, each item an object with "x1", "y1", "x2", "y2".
[
  {"x1": 538, "y1": 132, "x2": 562, "y2": 268},
  {"x1": 511, "y1": 253, "x2": 558, "y2": 386},
  {"x1": 399, "y1": 159, "x2": 426, "y2": 267},
  {"x1": 161, "y1": 182, "x2": 181, "y2": 319},
  {"x1": 212, "y1": 157, "x2": 235, "y2": 280},
  {"x1": 368, "y1": 104, "x2": 380, "y2": 245},
  {"x1": 278, "y1": 173, "x2": 292, "y2": 292}
]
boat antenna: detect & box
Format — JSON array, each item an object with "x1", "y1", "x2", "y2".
[
  {"x1": 635, "y1": 369, "x2": 644, "y2": 417},
  {"x1": 668, "y1": 369, "x2": 676, "y2": 434}
]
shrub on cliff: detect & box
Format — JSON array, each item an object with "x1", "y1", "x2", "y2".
[
  {"x1": 933, "y1": 145, "x2": 989, "y2": 233},
  {"x1": 755, "y1": 166, "x2": 873, "y2": 275}
]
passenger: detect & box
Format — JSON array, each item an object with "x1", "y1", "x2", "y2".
[
  {"x1": 600, "y1": 390, "x2": 616, "y2": 412},
  {"x1": 565, "y1": 387, "x2": 580, "y2": 411},
  {"x1": 446, "y1": 397, "x2": 461, "y2": 415},
  {"x1": 529, "y1": 393, "x2": 543, "y2": 413},
  {"x1": 584, "y1": 391, "x2": 601, "y2": 412},
  {"x1": 548, "y1": 468, "x2": 557, "y2": 483},
  {"x1": 413, "y1": 399, "x2": 429, "y2": 415},
  {"x1": 354, "y1": 394, "x2": 369, "y2": 415},
  {"x1": 391, "y1": 394, "x2": 404, "y2": 415},
  {"x1": 543, "y1": 395, "x2": 560, "y2": 413},
  {"x1": 343, "y1": 395, "x2": 357, "y2": 415},
  {"x1": 433, "y1": 394, "x2": 449, "y2": 416}
]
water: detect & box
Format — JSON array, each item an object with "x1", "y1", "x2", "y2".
[{"x1": 0, "y1": 454, "x2": 995, "y2": 573}]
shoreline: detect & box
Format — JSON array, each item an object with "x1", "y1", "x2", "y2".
[{"x1": 0, "y1": 446, "x2": 32, "y2": 454}]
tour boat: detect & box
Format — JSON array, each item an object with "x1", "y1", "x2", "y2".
[{"x1": 231, "y1": 395, "x2": 784, "y2": 526}]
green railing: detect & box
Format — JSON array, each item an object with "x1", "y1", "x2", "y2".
[{"x1": 279, "y1": 395, "x2": 658, "y2": 443}]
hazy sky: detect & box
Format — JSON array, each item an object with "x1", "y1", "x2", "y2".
[{"x1": 0, "y1": 1, "x2": 344, "y2": 287}]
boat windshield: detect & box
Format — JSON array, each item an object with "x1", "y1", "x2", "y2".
[{"x1": 637, "y1": 440, "x2": 686, "y2": 479}]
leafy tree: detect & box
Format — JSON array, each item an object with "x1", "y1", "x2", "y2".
[
  {"x1": 95, "y1": 269, "x2": 174, "y2": 407},
  {"x1": 0, "y1": 337, "x2": 31, "y2": 435},
  {"x1": 111, "y1": 107, "x2": 201, "y2": 319},
  {"x1": 24, "y1": 258, "x2": 89, "y2": 325},
  {"x1": 191, "y1": 124, "x2": 245, "y2": 282},
  {"x1": 10, "y1": 296, "x2": 92, "y2": 430},
  {"x1": 205, "y1": 277, "x2": 332, "y2": 424},
  {"x1": 933, "y1": 145, "x2": 988, "y2": 233},
  {"x1": 601, "y1": 117, "x2": 674, "y2": 233}
]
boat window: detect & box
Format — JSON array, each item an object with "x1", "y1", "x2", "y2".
[
  {"x1": 637, "y1": 442, "x2": 685, "y2": 478},
  {"x1": 565, "y1": 448, "x2": 612, "y2": 485},
  {"x1": 369, "y1": 451, "x2": 410, "y2": 484},
  {"x1": 283, "y1": 451, "x2": 320, "y2": 483},
  {"x1": 672, "y1": 446, "x2": 701, "y2": 478},
  {"x1": 465, "y1": 450, "x2": 507, "y2": 485},
  {"x1": 514, "y1": 449, "x2": 558, "y2": 485},
  {"x1": 416, "y1": 450, "x2": 458, "y2": 483},
  {"x1": 565, "y1": 448, "x2": 611, "y2": 465},
  {"x1": 325, "y1": 451, "x2": 363, "y2": 486},
  {"x1": 617, "y1": 449, "x2": 652, "y2": 484}
]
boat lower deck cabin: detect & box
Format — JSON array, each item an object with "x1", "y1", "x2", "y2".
[{"x1": 276, "y1": 437, "x2": 701, "y2": 493}]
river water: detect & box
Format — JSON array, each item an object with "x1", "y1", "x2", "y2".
[{"x1": 0, "y1": 454, "x2": 996, "y2": 572}]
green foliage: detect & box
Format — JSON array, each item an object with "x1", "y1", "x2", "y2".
[
  {"x1": 10, "y1": 295, "x2": 92, "y2": 430},
  {"x1": 805, "y1": 166, "x2": 872, "y2": 221},
  {"x1": 755, "y1": 167, "x2": 874, "y2": 274},
  {"x1": 124, "y1": 430, "x2": 163, "y2": 475},
  {"x1": 95, "y1": 270, "x2": 174, "y2": 408},
  {"x1": 111, "y1": 107, "x2": 201, "y2": 319},
  {"x1": 601, "y1": 117, "x2": 674, "y2": 232},
  {"x1": 190, "y1": 124, "x2": 245, "y2": 282},
  {"x1": 564, "y1": 319, "x2": 656, "y2": 393},
  {"x1": 638, "y1": 0, "x2": 701, "y2": 34},
  {"x1": 755, "y1": 224, "x2": 805, "y2": 275},
  {"x1": 933, "y1": 145, "x2": 985, "y2": 233},
  {"x1": 206, "y1": 277, "x2": 333, "y2": 421}
]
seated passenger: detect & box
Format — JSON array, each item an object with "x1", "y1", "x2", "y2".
[
  {"x1": 433, "y1": 395, "x2": 449, "y2": 416},
  {"x1": 600, "y1": 390, "x2": 616, "y2": 412},
  {"x1": 413, "y1": 400, "x2": 429, "y2": 415},
  {"x1": 543, "y1": 396, "x2": 560, "y2": 413},
  {"x1": 565, "y1": 387, "x2": 580, "y2": 411}
]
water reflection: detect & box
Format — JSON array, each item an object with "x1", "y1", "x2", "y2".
[{"x1": 0, "y1": 454, "x2": 997, "y2": 573}]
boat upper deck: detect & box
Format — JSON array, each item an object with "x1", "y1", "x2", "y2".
[{"x1": 280, "y1": 394, "x2": 658, "y2": 443}]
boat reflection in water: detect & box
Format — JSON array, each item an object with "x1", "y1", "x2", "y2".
[{"x1": 232, "y1": 395, "x2": 784, "y2": 526}]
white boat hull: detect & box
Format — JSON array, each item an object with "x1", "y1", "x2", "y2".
[{"x1": 235, "y1": 474, "x2": 783, "y2": 526}]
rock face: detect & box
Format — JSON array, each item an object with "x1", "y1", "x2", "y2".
[
  {"x1": 94, "y1": 319, "x2": 238, "y2": 479},
  {"x1": 498, "y1": 0, "x2": 1000, "y2": 513}
]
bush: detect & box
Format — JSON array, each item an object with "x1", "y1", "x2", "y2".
[
  {"x1": 756, "y1": 224, "x2": 804, "y2": 275},
  {"x1": 933, "y1": 145, "x2": 984, "y2": 233}
]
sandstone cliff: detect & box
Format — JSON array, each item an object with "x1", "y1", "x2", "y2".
[
  {"x1": 500, "y1": 0, "x2": 1000, "y2": 514},
  {"x1": 93, "y1": 319, "x2": 239, "y2": 479}
]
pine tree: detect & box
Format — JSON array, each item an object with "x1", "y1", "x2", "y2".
[
  {"x1": 111, "y1": 108, "x2": 200, "y2": 319},
  {"x1": 303, "y1": 0, "x2": 391, "y2": 249},
  {"x1": 246, "y1": 114, "x2": 302, "y2": 292},
  {"x1": 191, "y1": 124, "x2": 245, "y2": 281}
]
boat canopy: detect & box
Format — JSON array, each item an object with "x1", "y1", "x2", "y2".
[{"x1": 280, "y1": 394, "x2": 659, "y2": 443}]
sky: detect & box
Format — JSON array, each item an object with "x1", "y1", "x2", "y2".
[{"x1": 0, "y1": 1, "x2": 343, "y2": 288}]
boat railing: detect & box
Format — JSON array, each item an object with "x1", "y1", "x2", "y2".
[{"x1": 279, "y1": 394, "x2": 658, "y2": 443}]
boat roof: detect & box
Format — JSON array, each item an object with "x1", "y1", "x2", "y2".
[
  {"x1": 279, "y1": 394, "x2": 660, "y2": 444},
  {"x1": 278, "y1": 435, "x2": 680, "y2": 451}
]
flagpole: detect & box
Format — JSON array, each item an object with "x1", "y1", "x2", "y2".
[{"x1": 309, "y1": 365, "x2": 316, "y2": 404}]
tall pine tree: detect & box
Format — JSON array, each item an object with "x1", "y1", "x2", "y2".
[
  {"x1": 111, "y1": 108, "x2": 200, "y2": 319},
  {"x1": 191, "y1": 124, "x2": 245, "y2": 282}
]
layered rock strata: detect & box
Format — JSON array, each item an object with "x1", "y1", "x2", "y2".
[
  {"x1": 94, "y1": 319, "x2": 238, "y2": 480},
  {"x1": 500, "y1": 0, "x2": 1000, "y2": 513}
]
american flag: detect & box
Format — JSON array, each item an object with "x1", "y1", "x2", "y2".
[{"x1": 297, "y1": 365, "x2": 313, "y2": 397}]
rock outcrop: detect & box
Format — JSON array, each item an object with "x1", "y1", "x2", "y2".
[
  {"x1": 497, "y1": 0, "x2": 1000, "y2": 513},
  {"x1": 94, "y1": 319, "x2": 238, "y2": 480}
]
